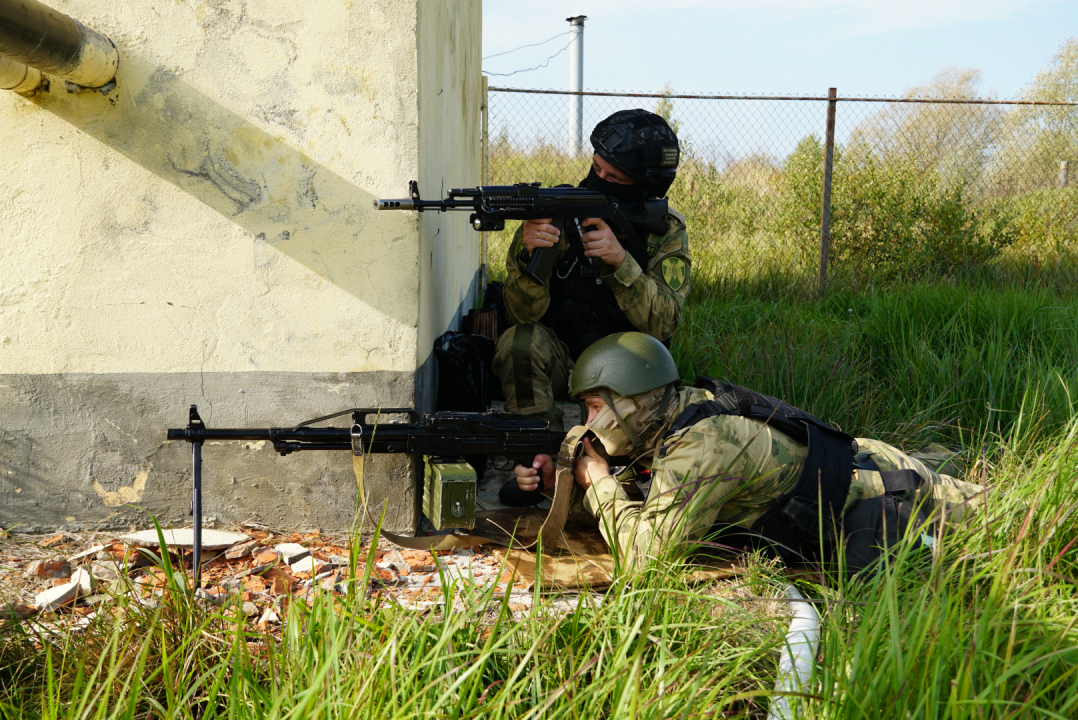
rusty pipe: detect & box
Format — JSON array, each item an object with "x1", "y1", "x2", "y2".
[{"x1": 0, "y1": 0, "x2": 117, "y2": 88}]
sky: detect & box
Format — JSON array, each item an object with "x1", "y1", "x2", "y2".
[{"x1": 482, "y1": 0, "x2": 1078, "y2": 99}]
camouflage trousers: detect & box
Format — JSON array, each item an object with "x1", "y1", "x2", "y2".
[
  {"x1": 849, "y1": 438, "x2": 988, "y2": 525},
  {"x1": 492, "y1": 324, "x2": 574, "y2": 431}
]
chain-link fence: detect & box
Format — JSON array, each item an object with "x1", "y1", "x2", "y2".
[{"x1": 483, "y1": 87, "x2": 1078, "y2": 295}]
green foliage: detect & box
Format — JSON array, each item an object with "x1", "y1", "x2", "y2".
[
  {"x1": 673, "y1": 282, "x2": 1078, "y2": 446},
  {"x1": 766, "y1": 137, "x2": 1020, "y2": 282}
]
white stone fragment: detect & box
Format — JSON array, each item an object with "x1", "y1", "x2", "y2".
[
  {"x1": 274, "y1": 543, "x2": 309, "y2": 564},
  {"x1": 67, "y1": 545, "x2": 106, "y2": 563},
  {"x1": 290, "y1": 556, "x2": 320, "y2": 574},
  {"x1": 71, "y1": 568, "x2": 95, "y2": 597},
  {"x1": 258, "y1": 607, "x2": 279, "y2": 624},
  {"x1": 118, "y1": 529, "x2": 250, "y2": 550},
  {"x1": 34, "y1": 582, "x2": 79, "y2": 611}
]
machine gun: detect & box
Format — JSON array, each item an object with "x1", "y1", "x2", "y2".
[
  {"x1": 167, "y1": 405, "x2": 566, "y2": 588},
  {"x1": 375, "y1": 181, "x2": 668, "y2": 284}
]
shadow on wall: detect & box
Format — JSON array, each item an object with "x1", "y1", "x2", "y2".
[{"x1": 27, "y1": 60, "x2": 416, "y2": 326}]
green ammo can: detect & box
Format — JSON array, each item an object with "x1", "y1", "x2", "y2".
[{"x1": 422, "y1": 457, "x2": 476, "y2": 530}]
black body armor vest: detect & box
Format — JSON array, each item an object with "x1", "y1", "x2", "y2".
[
  {"x1": 541, "y1": 217, "x2": 658, "y2": 359},
  {"x1": 666, "y1": 377, "x2": 858, "y2": 565}
]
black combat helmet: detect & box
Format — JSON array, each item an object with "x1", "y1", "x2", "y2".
[{"x1": 590, "y1": 109, "x2": 680, "y2": 197}]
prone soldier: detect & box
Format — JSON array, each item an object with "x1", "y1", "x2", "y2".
[{"x1": 513, "y1": 333, "x2": 988, "y2": 575}]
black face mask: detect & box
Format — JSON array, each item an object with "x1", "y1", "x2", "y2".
[{"x1": 581, "y1": 167, "x2": 649, "y2": 205}]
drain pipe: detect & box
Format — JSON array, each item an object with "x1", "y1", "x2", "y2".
[
  {"x1": 766, "y1": 585, "x2": 820, "y2": 720},
  {"x1": 0, "y1": 0, "x2": 118, "y2": 91}
]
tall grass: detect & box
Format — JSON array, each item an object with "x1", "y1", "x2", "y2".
[{"x1": 673, "y1": 283, "x2": 1078, "y2": 446}]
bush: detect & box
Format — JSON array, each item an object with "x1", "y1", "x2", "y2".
[{"x1": 767, "y1": 136, "x2": 1019, "y2": 282}]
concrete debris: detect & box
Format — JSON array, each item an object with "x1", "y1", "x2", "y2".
[
  {"x1": 71, "y1": 568, "x2": 95, "y2": 598},
  {"x1": 289, "y1": 556, "x2": 324, "y2": 575},
  {"x1": 67, "y1": 545, "x2": 106, "y2": 563},
  {"x1": 35, "y1": 581, "x2": 79, "y2": 612},
  {"x1": 4, "y1": 524, "x2": 610, "y2": 634},
  {"x1": 274, "y1": 543, "x2": 309, "y2": 565},
  {"x1": 118, "y1": 529, "x2": 250, "y2": 550},
  {"x1": 252, "y1": 549, "x2": 278, "y2": 566},
  {"x1": 26, "y1": 558, "x2": 72, "y2": 580},
  {"x1": 40, "y1": 533, "x2": 68, "y2": 547},
  {"x1": 225, "y1": 539, "x2": 259, "y2": 560}
]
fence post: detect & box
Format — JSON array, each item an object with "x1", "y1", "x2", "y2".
[
  {"x1": 819, "y1": 87, "x2": 837, "y2": 294},
  {"x1": 1061, "y1": 160, "x2": 1070, "y2": 188},
  {"x1": 480, "y1": 76, "x2": 489, "y2": 290}
]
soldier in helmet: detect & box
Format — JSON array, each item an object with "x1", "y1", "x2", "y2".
[
  {"x1": 494, "y1": 109, "x2": 690, "y2": 505},
  {"x1": 513, "y1": 332, "x2": 987, "y2": 574}
]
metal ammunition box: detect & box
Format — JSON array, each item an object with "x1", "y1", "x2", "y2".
[{"x1": 422, "y1": 457, "x2": 476, "y2": 530}]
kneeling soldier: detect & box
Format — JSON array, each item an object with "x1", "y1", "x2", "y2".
[{"x1": 511, "y1": 332, "x2": 987, "y2": 574}]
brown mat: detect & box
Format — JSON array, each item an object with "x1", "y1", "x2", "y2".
[{"x1": 481, "y1": 509, "x2": 742, "y2": 591}]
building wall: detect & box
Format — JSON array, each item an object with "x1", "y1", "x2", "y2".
[{"x1": 0, "y1": 0, "x2": 481, "y2": 533}]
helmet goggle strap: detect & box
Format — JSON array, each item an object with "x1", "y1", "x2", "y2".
[
  {"x1": 645, "y1": 383, "x2": 677, "y2": 438},
  {"x1": 597, "y1": 388, "x2": 644, "y2": 453}
]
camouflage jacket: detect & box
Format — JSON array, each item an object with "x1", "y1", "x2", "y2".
[
  {"x1": 581, "y1": 387, "x2": 807, "y2": 569},
  {"x1": 580, "y1": 388, "x2": 985, "y2": 570},
  {"x1": 500, "y1": 209, "x2": 691, "y2": 342}
]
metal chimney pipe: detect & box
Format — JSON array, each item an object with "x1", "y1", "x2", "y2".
[
  {"x1": 567, "y1": 15, "x2": 586, "y2": 157},
  {"x1": 0, "y1": 0, "x2": 117, "y2": 89}
]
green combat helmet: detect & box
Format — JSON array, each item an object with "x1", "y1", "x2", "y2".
[
  {"x1": 569, "y1": 332, "x2": 681, "y2": 454},
  {"x1": 570, "y1": 332, "x2": 680, "y2": 399}
]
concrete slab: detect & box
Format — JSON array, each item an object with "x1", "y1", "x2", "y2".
[
  {"x1": 35, "y1": 582, "x2": 78, "y2": 611},
  {"x1": 274, "y1": 543, "x2": 309, "y2": 564},
  {"x1": 118, "y1": 529, "x2": 250, "y2": 550}
]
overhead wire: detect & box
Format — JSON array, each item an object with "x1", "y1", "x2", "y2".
[
  {"x1": 482, "y1": 34, "x2": 574, "y2": 77},
  {"x1": 482, "y1": 31, "x2": 570, "y2": 61}
]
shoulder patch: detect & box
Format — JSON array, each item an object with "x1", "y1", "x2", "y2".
[
  {"x1": 667, "y1": 208, "x2": 687, "y2": 225},
  {"x1": 661, "y1": 256, "x2": 688, "y2": 290}
]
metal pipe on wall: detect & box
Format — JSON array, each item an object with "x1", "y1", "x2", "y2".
[
  {"x1": 0, "y1": 0, "x2": 117, "y2": 88},
  {"x1": 567, "y1": 15, "x2": 586, "y2": 156},
  {"x1": 0, "y1": 54, "x2": 42, "y2": 94}
]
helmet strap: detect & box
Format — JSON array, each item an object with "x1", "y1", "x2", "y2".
[{"x1": 644, "y1": 383, "x2": 677, "y2": 440}]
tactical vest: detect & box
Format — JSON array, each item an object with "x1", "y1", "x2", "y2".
[
  {"x1": 664, "y1": 377, "x2": 858, "y2": 565},
  {"x1": 541, "y1": 218, "x2": 659, "y2": 359}
]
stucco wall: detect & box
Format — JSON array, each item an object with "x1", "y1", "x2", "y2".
[{"x1": 0, "y1": 0, "x2": 482, "y2": 533}]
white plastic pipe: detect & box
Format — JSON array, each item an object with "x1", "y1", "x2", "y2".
[
  {"x1": 567, "y1": 15, "x2": 586, "y2": 157},
  {"x1": 767, "y1": 585, "x2": 820, "y2": 720}
]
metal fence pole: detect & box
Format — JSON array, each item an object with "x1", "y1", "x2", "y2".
[
  {"x1": 567, "y1": 15, "x2": 586, "y2": 156},
  {"x1": 819, "y1": 87, "x2": 837, "y2": 294},
  {"x1": 1061, "y1": 160, "x2": 1070, "y2": 188},
  {"x1": 480, "y1": 76, "x2": 489, "y2": 290}
]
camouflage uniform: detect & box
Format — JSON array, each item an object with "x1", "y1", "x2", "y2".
[
  {"x1": 493, "y1": 213, "x2": 691, "y2": 429},
  {"x1": 579, "y1": 387, "x2": 987, "y2": 570}
]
